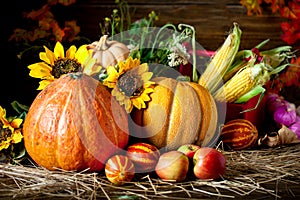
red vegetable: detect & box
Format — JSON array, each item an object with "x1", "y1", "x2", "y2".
[
  {"x1": 193, "y1": 147, "x2": 226, "y2": 180},
  {"x1": 155, "y1": 150, "x2": 189, "y2": 182}
]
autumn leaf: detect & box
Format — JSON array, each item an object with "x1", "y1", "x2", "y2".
[
  {"x1": 258, "y1": 125, "x2": 300, "y2": 147},
  {"x1": 240, "y1": 0, "x2": 263, "y2": 15}
]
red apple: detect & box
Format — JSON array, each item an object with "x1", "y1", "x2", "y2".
[
  {"x1": 126, "y1": 142, "x2": 160, "y2": 173},
  {"x1": 193, "y1": 147, "x2": 226, "y2": 180},
  {"x1": 105, "y1": 155, "x2": 135, "y2": 186},
  {"x1": 177, "y1": 144, "x2": 201, "y2": 159},
  {"x1": 155, "y1": 150, "x2": 189, "y2": 182}
]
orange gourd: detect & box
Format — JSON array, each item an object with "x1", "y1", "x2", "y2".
[
  {"x1": 130, "y1": 77, "x2": 218, "y2": 150},
  {"x1": 23, "y1": 72, "x2": 129, "y2": 172},
  {"x1": 87, "y1": 35, "x2": 130, "y2": 68},
  {"x1": 220, "y1": 119, "x2": 258, "y2": 150}
]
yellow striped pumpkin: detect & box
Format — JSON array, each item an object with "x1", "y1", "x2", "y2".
[{"x1": 130, "y1": 77, "x2": 218, "y2": 150}]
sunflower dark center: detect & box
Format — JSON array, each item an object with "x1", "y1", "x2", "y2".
[
  {"x1": 52, "y1": 58, "x2": 82, "y2": 78},
  {"x1": 118, "y1": 71, "x2": 144, "y2": 97},
  {"x1": 0, "y1": 121, "x2": 12, "y2": 142}
]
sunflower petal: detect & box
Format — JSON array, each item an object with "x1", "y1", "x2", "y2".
[
  {"x1": 66, "y1": 45, "x2": 77, "y2": 59},
  {"x1": 138, "y1": 63, "x2": 149, "y2": 73},
  {"x1": 0, "y1": 140, "x2": 11, "y2": 151},
  {"x1": 75, "y1": 45, "x2": 89, "y2": 64},
  {"x1": 11, "y1": 118, "x2": 23, "y2": 128},
  {"x1": 41, "y1": 46, "x2": 56, "y2": 65},
  {"x1": 141, "y1": 71, "x2": 153, "y2": 82},
  {"x1": 124, "y1": 98, "x2": 133, "y2": 113},
  {"x1": 83, "y1": 58, "x2": 101, "y2": 76},
  {"x1": 54, "y1": 41, "x2": 65, "y2": 59},
  {"x1": 37, "y1": 79, "x2": 54, "y2": 90},
  {"x1": 12, "y1": 130, "x2": 23, "y2": 143},
  {"x1": 28, "y1": 63, "x2": 53, "y2": 79}
]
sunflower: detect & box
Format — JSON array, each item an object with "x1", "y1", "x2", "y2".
[
  {"x1": 103, "y1": 57, "x2": 155, "y2": 113},
  {"x1": 28, "y1": 41, "x2": 101, "y2": 90},
  {"x1": 0, "y1": 106, "x2": 23, "y2": 151}
]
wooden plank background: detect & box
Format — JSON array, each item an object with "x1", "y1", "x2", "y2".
[
  {"x1": 0, "y1": 0, "x2": 292, "y2": 111},
  {"x1": 72, "y1": 0, "x2": 287, "y2": 51}
]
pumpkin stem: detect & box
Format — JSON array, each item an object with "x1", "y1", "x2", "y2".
[
  {"x1": 69, "y1": 72, "x2": 84, "y2": 79},
  {"x1": 97, "y1": 35, "x2": 109, "y2": 51}
]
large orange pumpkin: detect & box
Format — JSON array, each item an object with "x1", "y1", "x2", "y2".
[
  {"x1": 23, "y1": 72, "x2": 129, "y2": 172},
  {"x1": 130, "y1": 77, "x2": 218, "y2": 150}
]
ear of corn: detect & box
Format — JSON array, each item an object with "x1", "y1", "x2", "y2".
[
  {"x1": 234, "y1": 85, "x2": 265, "y2": 103},
  {"x1": 223, "y1": 39, "x2": 270, "y2": 82},
  {"x1": 213, "y1": 64, "x2": 264, "y2": 103},
  {"x1": 223, "y1": 49, "x2": 255, "y2": 82},
  {"x1": 198, "y1": 22, "x2": 241, "y2": 94}
]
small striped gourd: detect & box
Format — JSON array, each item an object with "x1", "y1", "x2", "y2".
[
  {"x1": 126, "y1": 142, "x2": 160, "y2": 173},
  {"x1": 105, "y1": 155, "x2": 135, "y2": 185},
  {"x1": 220, "y1": 119, "x2": 258, "y2": 150}
]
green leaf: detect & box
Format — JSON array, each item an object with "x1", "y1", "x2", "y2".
[
  {"x1": 235, "y1": 85, "x2": 265, "y2": 103},
  {"x1": 10, "y1": 101, "x2": 29, "y2": 114},
  {"x1": 255, "y1": 39, "x2": 270, "y2": 49}
]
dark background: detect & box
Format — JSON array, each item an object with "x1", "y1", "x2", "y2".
[{"x1": 0, "y1": 0, "x2": 294, "y2": 114}]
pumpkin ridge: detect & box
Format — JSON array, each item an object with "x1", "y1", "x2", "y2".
[
  {"x1": 56, "y1": 87, "x2": 74, "y2": 169},
  {"x1": 165, "y1": 81, "x2": 177, "y2": 147},
  {"x1": 79, "y1": 79, "x2": 120, "y2": 162},
  {"x1": 167, "y1": 81, "x2": 202, "y2": 149},
  {"x1": 190, "y1": 82, "x2": 218, "y2": 146}
]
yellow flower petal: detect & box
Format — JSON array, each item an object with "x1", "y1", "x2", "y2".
[
  {"x1": 144, "y1": 81, "x2": 155, "y2": 88},
  {"x1": 124, "y1": 98, "x2": 133, "y2": 113},
  {"x1": 66, "y1": 45, "x2": 77, "y2": 59},
  {"x1": 103, "y1": 66, "x2": 119, "y2": 88},
  {"x1": 75, "y1": 45, "x2": 89, "y2": 64},
  {"x1": 54, "y1": 41, "x2": 65, "y2": 59},
  {"x1": 37, "y1": 79, "x2": 54, "y2": 90},
  {"x1": 139, "y1": 92, "x2": 151, "y2": 101},
  {"x1": 0, "y1": 140, "x2": 11, "y2": 151},
  {"x1": 112, "y1": 88, "x2": 125, "y2": 101},
  {"x1": 28, "y1": 63, "x2": 52, "y2": 78},
  {"x1": 141, "y1": 72, "x2": 153, "y2": 82},
  {"x1": 41, "y1": 46, "x2": 56, "y2": 65},
  {"x1": 12, "y1": 130, "x2": 23, "y2": 144},
  {"x1": 11, "y1": 118, "x2": 23, "y2": 128},
  {"x1": 131, "y1": 98, "x2": 144, "y2": 109},
  {"x1": 119, "y1": 57, "x2": 140, "y2": 74},
  {"x1": 0, "y1": 106, "x2": 6, "y2": 118},
  {"x1": 138, "y1": 63, "x2": 149, "y2": 74}
]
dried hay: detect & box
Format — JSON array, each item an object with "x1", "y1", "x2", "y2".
[{"x1": 1, "y1": 144, "x2": 300, "y2": 200}]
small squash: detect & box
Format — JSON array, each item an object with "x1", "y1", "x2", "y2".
[
  {"x1": 105, "y1": 155, "x2": 135, "y2": 186},
  {"x1": 23, "y1": 72, "x2": 129, "y2": 172},
  {"x1": 220, "y1": 119, "x2": 258, "y2": 150},
  {"x1": 87, "y1": 35, "x2": 130, "y2": 68},
  {"x1": 130, "y1": 77, "x2": 218, "y2": 150}
]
